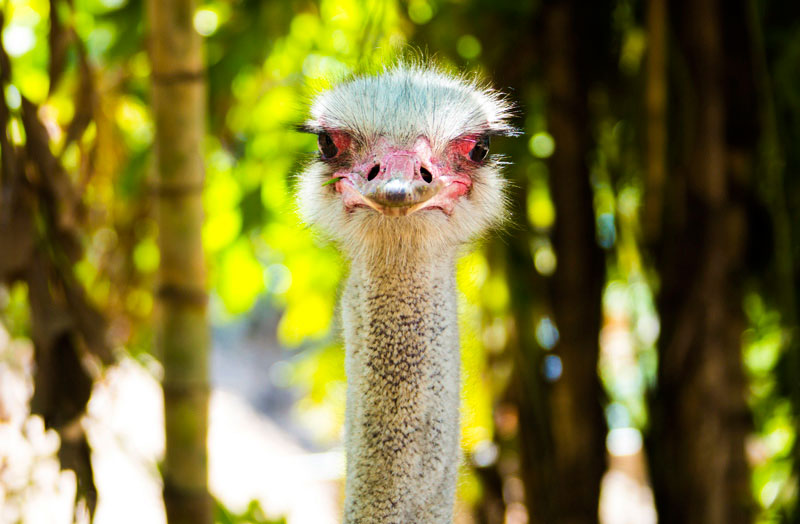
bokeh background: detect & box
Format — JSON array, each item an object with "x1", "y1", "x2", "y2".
[{"x1": 1, "y1": 0, "x2": 799, "y2": 523}]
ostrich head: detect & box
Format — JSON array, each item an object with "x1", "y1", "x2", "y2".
[{"x1": 297, "y1": 64, "x2": 515, "y2": 260}]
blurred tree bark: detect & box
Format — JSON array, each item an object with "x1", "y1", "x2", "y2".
[
  {"x1": 532, "y1": 3, "x2": 608, "y2": 523},
  {"x1": 146, "y1": 1, "x2": 212, "y2": 523},
  {"x1": 471, "y1": 1, "x2": 610, "y2": 521},
  {"x1": 645, "y1": 0, "x2": 756, "y2": 522},
  {"x1": 644, "y1": 0, "x2": 667, "y2": 243}
]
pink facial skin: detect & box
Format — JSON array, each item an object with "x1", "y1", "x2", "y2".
[{"x1": 322, "y1": 133, "x2": 483, "y2": 216}]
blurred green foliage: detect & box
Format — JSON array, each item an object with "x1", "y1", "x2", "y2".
[
  {"x1": 215, "y1": 498, "x2": 287, "y2": 524},
  {"x1": 0, "y1": 0, "x2": 798, "y2": 520},
  {"x1": 745, "y1": 293, "x2": 797, "y2": 520}
]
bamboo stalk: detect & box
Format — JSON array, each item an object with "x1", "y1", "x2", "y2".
[{"x1": 146, "y1": 1, "x2": 211, "y2": 523}]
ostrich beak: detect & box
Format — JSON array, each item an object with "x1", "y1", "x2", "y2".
[
  {"x1": 349, "y1": 153, "x2": 443, "y2": 217},
  {"x1": 360, "y1": 177, "x2": 444, "y2": 217}
]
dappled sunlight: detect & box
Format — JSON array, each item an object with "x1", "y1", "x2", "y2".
[
  {"x1": 0, "y1": 332, "x2": 81, "y2": 524},
  {"x1": 1, "y1": 348, "x2": 344, "y2": 524},
  {"x1": 0, "y1": 0, "x2": 798, "y2": 522}
]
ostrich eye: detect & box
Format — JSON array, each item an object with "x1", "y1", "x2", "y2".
[
  {"x1": 469, "y1": 135, "x2": 490, "y2": 162},
  {"x1": 318, "y1": 132, "x2": 338, "y2": 159}
]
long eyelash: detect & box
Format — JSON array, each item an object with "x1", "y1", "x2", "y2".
[
  {"x1": 485, "y1": 128, "x2": 520, "y2": 138},
  {"x1": 469, "y1": 126, "x2": 521, "y2": 138},
  {"x1": 295, "y1": 123, "x2": 320, "y2": 134}
]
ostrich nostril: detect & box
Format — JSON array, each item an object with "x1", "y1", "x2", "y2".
[
  {"x1": 420, "y1": 167, "x2": 433, "y2": 183},
  {"x1": 367, "y1": 165, "x2": 381, "y2": 181}
]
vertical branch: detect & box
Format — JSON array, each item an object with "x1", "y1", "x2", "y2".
[
  {"x1": 644, "y1": 0, "x2": 667, "y2": 242},
  {"x1": 146, "y1": 1, "x2": 211, "y2": 523}
]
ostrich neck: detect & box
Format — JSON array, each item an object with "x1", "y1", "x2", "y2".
[{"x1": 342, "y1": 251, "x2": 461, "y2": 524}]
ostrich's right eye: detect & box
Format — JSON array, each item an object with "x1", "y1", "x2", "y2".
[
  {"x1": 318, "y1": 132, "x2": 338, "y2": 159},
  {"x1": 469, "y1": 135, "x2": 490, "y2": 162}
]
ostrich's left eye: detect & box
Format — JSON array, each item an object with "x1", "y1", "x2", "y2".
[
  {"x1": 469, "y1": 135, "x2": 490, "y2": 162},
  {"x1": 318, "y1": 132, "x2": 338, "y2": 159}
]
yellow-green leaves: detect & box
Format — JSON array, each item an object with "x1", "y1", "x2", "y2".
[{"x1": 216, "y1": 240, "x2": 264, "y2": 315}]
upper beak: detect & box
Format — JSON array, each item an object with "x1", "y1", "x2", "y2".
[{"x1": 349, "y1": 154, "x2": 441, "y2": 217}]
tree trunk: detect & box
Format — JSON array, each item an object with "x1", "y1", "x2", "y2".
[
  {"x1": 146, "y1": 1, "x2": 212, "y2": 523},
  {"x1": 518, "y1": 3, "x2": 609, "y2": 523},
  {"x1": 646, "y1": 0, "x2": 755, "y2": 522}
]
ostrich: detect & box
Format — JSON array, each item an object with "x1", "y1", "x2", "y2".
[{"x1": 297, "y1": 64, "x2": 514, "y2": 523}]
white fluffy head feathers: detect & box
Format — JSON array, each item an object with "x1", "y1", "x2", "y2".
[{"x1": 296, "y1": 63, "x2": 516, "y2": 262}]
